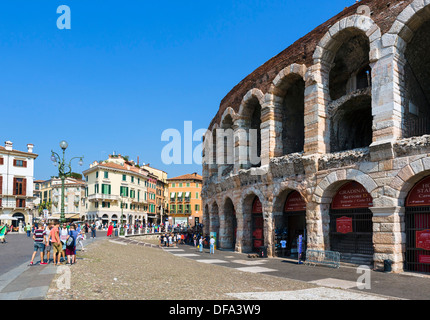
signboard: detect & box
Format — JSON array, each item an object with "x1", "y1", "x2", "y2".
[
  {"x1": 284, "y1": 191, "x2": 306, "y2": 212},
  {"x1": 406, "y1": 176, "x2": 430, "y2": 207},
  {"x1": 43, "y1": 209, "x2": 49, "y2": 218},
  {"x1": 416, "y1": 230, "x2": 430, "y2": 250},
  {"x1": 331, "y1": 182, "x2": 373, "y2": 209},
  {"x1": 252, "y1": 197, "x2": 263, "y2": 214},
  {"x1": 419, "y1": 255, "x2": 430, "y2": 264},
  {"x1": 336, "y1": 216, "x2": 353, "y2": 234}
]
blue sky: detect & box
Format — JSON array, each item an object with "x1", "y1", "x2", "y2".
[{"x1": 0, "y1": 0, "x2": 356, "y2": 180}]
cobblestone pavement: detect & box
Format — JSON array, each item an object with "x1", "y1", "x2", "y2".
[{"x1": 45, "y1": 238, "x2": 400, "y2": 300}]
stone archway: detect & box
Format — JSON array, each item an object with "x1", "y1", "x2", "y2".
[{"x1": 220, "y1": 197, "x2": 237, "y2": 250}]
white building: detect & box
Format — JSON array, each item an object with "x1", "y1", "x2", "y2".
[
  {"x1": 0, "y1": 141, "x2": 38, "y2": 229},
  {"x1": 83, "y1": 154, "x2": 150, "y2": 225},
  {"x1": 48, "y1": 178, "x2": 86, "y2": 220}
]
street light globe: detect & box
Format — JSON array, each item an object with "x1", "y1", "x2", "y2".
[
  {"x1": 59, "y1": 140, "x2": 68, "y2": 150},
  {"x1": 79, "y1": 159, "x2": 83, "y2": 166},
  {"x1": 50, "y1": 155, "x2": 56, "y2": 162}
]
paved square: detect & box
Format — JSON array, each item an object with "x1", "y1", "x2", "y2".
[
  {"x1": 234, "y1": 266, "x2": 277, "y2": 273},
  {"x1": 226, "y1": 288, "x2": 388, "y2": 300}
]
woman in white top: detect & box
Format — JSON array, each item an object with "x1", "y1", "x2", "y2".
[
  {"x1": 59, "y1": 224, "x2": 68, "y2": 263},
  {"x1": 44, "y1": 225, "x2": 51, "y2": 263}
]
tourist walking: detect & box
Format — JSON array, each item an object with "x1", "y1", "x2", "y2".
[
  {"x1": 107, "y1": 222, "x2": 114, "y2": 237},
  {"x1": 91, "y1": 222, "x2": 96, "y2": 239},
  {"x1": 59, "y1": 224, "x2": 68, "y2": 263},
  {"x1": 50, "y1": 223, "x2": 62, "y2": 266},
  {"x1": 76, "y1": 225, "x2": 85, "y2": 252},
  {"x1": 193, "y1": 234, "x2": 197, "y2": 247},
  {"x1": 0, "y1": 223, "x2": 7, "y2": 244},
  {"x1": 25, "y1": 223, "x2": 31, "y2": 237},
  {"x1": 44, "y1": 224, "x2": 52, "y2": 263},
  {"x1": 199, "y1": 237, "x2": 203, "y2": 253},
  {"x1": 66, "y1": 224, "x2": 78, "y2": 265},
  {"x1": 210, "y1": 236, "x2": 215, "y2": 254},
  {"x1": 29, "y1": 224, "x2": 47, "y2": 266}
]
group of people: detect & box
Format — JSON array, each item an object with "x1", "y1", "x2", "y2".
[
  {"x1": 159, "y1": 232, "x2": 216, "y2": 254},
  {"x1": 29, "y1": 222, "x2": 88, "y2": 266}
]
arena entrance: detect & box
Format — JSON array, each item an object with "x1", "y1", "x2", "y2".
[
  {"x1": 275, "y1": 191, "x2": 306, "y2": 258},
  {"x1": 405, "y1": 176, "x2": 430, "y2": 274},
  {"x1": 329, "y1": 182, "x2": 374, "y2": 264},
  {"x1": 251, "y1": 197, "x2": 264, "y2": 252}
]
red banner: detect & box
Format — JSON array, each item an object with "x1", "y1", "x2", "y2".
[
  {"x1": 284, "y1": 191, "x2": 306, "y2": 212},
  {"x1": 419, "y1": 255, "x2": 430, "y2": 264},
  {"x1": 406, "y1": 176, "x2": 430, "y2": 207},
  {"x1": 331, "y1": 182, "x2": 373, "y2": 209},
  {"x1": 252, "y1": 198, "x2": 263, "y2": 214},
  {"x1": 416, "y1": 230, "x2": 430, "y2": 250},
  {"x1": 336, "y1": 216, "x2": 353, "y2": 234}
]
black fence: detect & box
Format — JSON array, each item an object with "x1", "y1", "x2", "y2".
[
  {"x1": 405, "y1": 206, "x2": 430, "y2": 274},
  {"x1": 404, "y1": 117, "x2": 430, "y2": 138},
  {"x1": 329, "y1": 208, "x2": 374, "y2": 257}
]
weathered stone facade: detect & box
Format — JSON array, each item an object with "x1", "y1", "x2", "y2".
[{"x1": 202, "y1": 0, "x2": 430, "y2": 273}]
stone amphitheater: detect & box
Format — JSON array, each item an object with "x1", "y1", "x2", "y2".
[{"x1": 201, "y1": 0, "x2": 430, "y2": 273}]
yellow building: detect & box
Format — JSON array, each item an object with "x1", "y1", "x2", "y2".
[{"x1": 167, "y1": 173, "x2": 202, "y2": 228}]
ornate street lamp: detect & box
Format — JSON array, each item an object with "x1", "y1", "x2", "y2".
[{"x1": 51, "y1": 140, "x2": 84, "y2": 223}]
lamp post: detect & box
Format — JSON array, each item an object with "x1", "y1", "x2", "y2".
[{"x1": 51, "y1": 140, "x2": 84, "y2": 224}]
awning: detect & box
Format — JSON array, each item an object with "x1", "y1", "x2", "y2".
[
  {"x1": 185, "y1": 192, "x2": 190, "y2": 198},
  {"x1": 170, "y1": 192, "x2": 176, "y2": 199},
  {"x1": 49, "y1": 214, "x2": 80, "y2": 220},
  {"x1": 178, "y1": 192, "x2": 183, "y2": 198}
]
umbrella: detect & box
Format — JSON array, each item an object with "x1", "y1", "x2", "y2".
[{"x1": 0, "y1": 215, "x2": 18, "y2": 220}]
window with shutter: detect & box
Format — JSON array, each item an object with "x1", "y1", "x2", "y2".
[
  {"x1": 0, "y1": 176, "x2": 2, "y2": 195},
  {"x1": 0, "y1": 158, "x2": 3, "y2": 165}
]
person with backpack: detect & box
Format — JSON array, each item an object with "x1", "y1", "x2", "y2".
[{"x1": 66, "y1": 224, "x2": 78, "y2": 265}]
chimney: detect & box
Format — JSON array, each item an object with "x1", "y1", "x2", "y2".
[
  {"x1": 27, "y1": 144, "x2": 34, "y2": 153},
  {"x1": 5, "y1": 141, "x2": 12, "y2": 151}
]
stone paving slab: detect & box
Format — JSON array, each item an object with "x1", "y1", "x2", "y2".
[{"x1": 226, "y1": 288, "x2": 389, "y2": 300}]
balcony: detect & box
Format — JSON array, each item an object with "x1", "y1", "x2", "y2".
[{"x1": 87, "y1": 194, "x2": 119, "y2": 202}]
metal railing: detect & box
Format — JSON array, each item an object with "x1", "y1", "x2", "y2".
[
  {"x1": 404, "y1": 116, "x2": 430, "y2": 138},
  {"x1": 305, "y1": 249, "x2": 341, "y2": 269}
]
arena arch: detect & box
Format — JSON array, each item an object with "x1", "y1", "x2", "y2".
[
  {"x1": 313, "y1": 15, "x2": 382, "y2": 153},
  {"x1": 385, "y1": 1, "x2": 430, "y2": 138},
  {"x1": 220, "y1": 196, "x2": 237, "y2": 250},
  {"x1": 236, "y1": 89, "x2": 264, "y2": 169},
  {"x1": 270, "y1": 64, "x2": 307, "y2": 156}
]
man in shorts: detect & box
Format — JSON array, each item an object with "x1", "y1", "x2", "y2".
[
  {"x1": 50, "y1": 222, "x2": 62, "y2": 266},
  {"x1": 29, "y1": 225, "x2": 47, "y2": 266}
]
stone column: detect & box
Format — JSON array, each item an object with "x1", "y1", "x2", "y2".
[
  {"x1": 234, "y1": 119, "x2": 249, "y2": 173},
  {"x1": 260, "y1": 99, "x2": 283, "y2": 166},
  {"x1": 305, "y1": 201, "x2": 327, "y2": 251},
  {"x1": 304, "y1": 63, "x2": 331, "y2": 155},
  {"x1": 371, "y1": 206, "x2": 404, "y2": 273},
  {"x1": 370, "y1": 45, "x2": 405, "y2": 149},
  {"x1": 263, "y1": 200, "x2": 275, "y2": 257}
]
